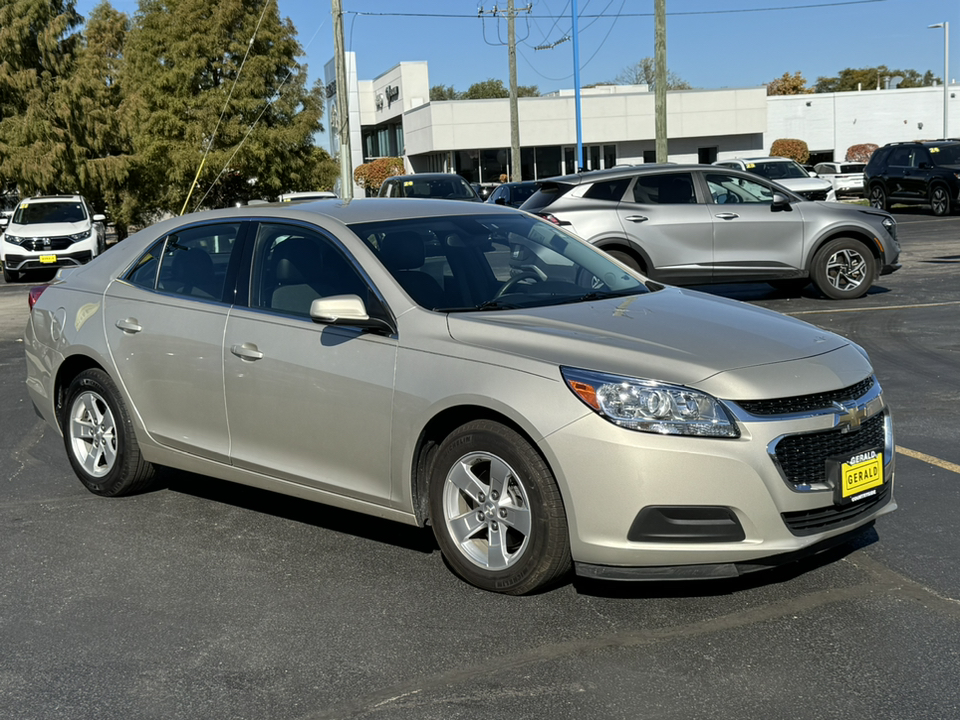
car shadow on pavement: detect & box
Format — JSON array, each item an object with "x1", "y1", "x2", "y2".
[
  {"x1": 570, "y1": 526, "x2": 879, "y2": 600},
  {"x1": 157, "y1": 468, "x2": 438, "y2": 555}
]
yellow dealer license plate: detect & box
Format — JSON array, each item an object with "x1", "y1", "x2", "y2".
[
  {"x1": 39, "y1": 254, "x2": 57, "y2": 264},
  {"x1": 838, "y1": 450, "x2": 883, "y2": 503}
]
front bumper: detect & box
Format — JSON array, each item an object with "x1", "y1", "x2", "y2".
[
  {"x1": 540, "y1": 383, "x2": 896, "y2": 576},
  {"x1": 2, "y1": 249, "x2": 93, "y2": 272}
]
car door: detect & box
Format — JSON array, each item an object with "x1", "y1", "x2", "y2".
[
  {"x1": 883, "y1": 146, "x2": 916, "y2": 201},
  {"x1": 616, "y1": 171, "x2": 715, "y2": 283},
  {"x1": 701, "y1": 170, "x2": 804, "y2": 279},
  {"x1": 103, "y1": 221, "x2": 244, "y2": 462},
  {"x1": 222, "y1": 221, "x2": 399, "y2": 504}
]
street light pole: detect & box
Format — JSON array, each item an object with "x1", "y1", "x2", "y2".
[{"x1": 930, "y1": 22, "x2": 950, "y2": 138}]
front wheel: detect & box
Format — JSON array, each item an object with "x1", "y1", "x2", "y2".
[
  {"x1": 61, "y1": 369, "x2": 156, "y2": 496},
  {"x1": 811, "y1": 238, "x2": 876, "y2": 300},
  {"x1": 930, "y1": 185, "x2": 951, "y2": 216},
  {"x1": 868, "y1": 184, "x2": 888, "y2": 211},
  {"x1": 429, "y1": 420, "x2": 571, "y2": 595}
]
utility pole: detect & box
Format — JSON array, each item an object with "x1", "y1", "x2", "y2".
[
  {"x1": 332, "y1": 0, "x2": 353, "y2": 199},
  {"x1": 507, "y1": 0, "x2": 520, "y2": 181},
  {"x1": 654, "y1": 0, "x2": 667, "y2": 163},
  {"x1": 480, "y1": 3, "x2": 531, "y2": 180}
]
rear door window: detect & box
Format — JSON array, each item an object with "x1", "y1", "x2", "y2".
[{"x1": 631, "y1": 173, "x2": 697, "y2": 204}]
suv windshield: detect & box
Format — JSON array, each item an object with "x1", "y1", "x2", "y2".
[
  {"x1": 929, "y1": 144, "x2": 960, "y2": 165},
  {"x1": 746, "y1": 161, "x2": 809, "y2": 181},
  {"x1": 13, "y1": 201, "x2": 87, "y2": 225},
  {"x1": 394, "y1": 177, "x2": 479, "y2": 200},
  {"x1": 349, "y1": 213, "x2": 647, "y2": 311}
]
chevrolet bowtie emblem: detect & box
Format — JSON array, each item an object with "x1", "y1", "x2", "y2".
[{"x1": 833, "y1": 400, "x2": 867, "y2": 431}]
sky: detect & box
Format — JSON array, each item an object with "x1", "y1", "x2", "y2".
[{"x1": 75, "y1": 0, "x2": 958, "y2": 146}]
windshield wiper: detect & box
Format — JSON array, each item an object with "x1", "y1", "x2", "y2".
[{"x1": 442, "y1": 299, "x2": 522, "y2": 313}]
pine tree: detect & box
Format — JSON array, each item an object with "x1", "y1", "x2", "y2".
[
  {"x1": 0, "y1": 0, "x2": 83, "y2": 194},
  {"x1": 122, "y1": 0, "x2": 323, "y2": 214},
  {"x1": 67, "y1": 2, "x2": 136, "y2": 233}
]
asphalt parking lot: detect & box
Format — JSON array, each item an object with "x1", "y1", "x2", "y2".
[{"x1": 1, "y1": 208, "x2": 958, "y2": 720}]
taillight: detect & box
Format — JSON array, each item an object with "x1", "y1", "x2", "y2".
[
  {"x1": 538, "y1": 213, "x2": 570, "y2": 226},
  {"x1": 28, "y1": 285, "x2": 47, "y2": 310}
]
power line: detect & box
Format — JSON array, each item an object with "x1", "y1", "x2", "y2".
[{"x1": 345, "y1": 1, "x2": 888, "y2": 20}]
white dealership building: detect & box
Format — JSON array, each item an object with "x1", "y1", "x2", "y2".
[{"x1": 325, "y1": 52, "x2": 957, "y2": 194}]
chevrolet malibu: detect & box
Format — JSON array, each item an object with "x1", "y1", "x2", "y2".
[{"x1": 24, "y1": 199, "x2": 896, "y2": 594}]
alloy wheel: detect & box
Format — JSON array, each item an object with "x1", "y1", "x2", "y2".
[
  {"x1": 68, "y1": 390, "x2": 118, "y2": 478},
  {"x1": 824, "y1": 248, "x2": 868, "y2": 293}
]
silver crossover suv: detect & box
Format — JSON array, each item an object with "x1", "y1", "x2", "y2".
[
  {"x1": 522, "y1": 165, "x2": 900, "y2": 300},
  {"x1": 24, "y1": 199, "x2": 895, "y2": 594}
]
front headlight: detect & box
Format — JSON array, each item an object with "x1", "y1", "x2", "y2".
[
  {"x1": 68, "y1": 229, "x2": 93, "y2": 242},
  {"x1": 3, "y1": 233, "x2": 24, "y2": 245},
  {"x1": 881, "y1": 216, "x2": 896, "y2": 237},
  {"x1": 561, "y1": 367, "x2": 740, "y2": 438}
]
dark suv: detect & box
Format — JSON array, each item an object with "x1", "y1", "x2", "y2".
[{"x1": 864, "y1": 140, "x2": 960, "y2": 216}]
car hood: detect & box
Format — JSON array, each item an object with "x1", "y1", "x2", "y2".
[
  {"x1": 7, "y1": 220, "x2": 91, "y2": 236},
  {"x1": 446, "y1": 287, "x2": 866, "y2": 398},
  {"x1": 774, "y1": 177, "x2": 833, "y2": 193}
]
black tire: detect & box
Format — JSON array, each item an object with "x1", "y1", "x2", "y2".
[
  {"x1": 429, "y1": 420, "x2": 571, "y2": 595},
  {"x1": 811, "y1": 238, "x2": 876, "y2": 300},
  {"x1": 2, "y1": 264, "x2": 18, "y2": 283},
  {"x1": 930, "y1": 184, "x2": 951, "y2": 216},
  {"x1": 606, "y1": 248, "x2": 644, "y2": 274},
  {"x1": 767, "y1": 278, "x2": 810, "y2": 294},
  {"x1": 61, "y1": 369, "x2": 156, "y2": 497},
  {"x1": 868, "y1": 184, "x2": 888, "y2": 211}
]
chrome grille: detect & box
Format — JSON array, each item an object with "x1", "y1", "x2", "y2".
[
  {"x1": 22, "y1": 237, "x2": 73, "y2": 251},
  {"x1": 799, "y1": 189, "x2": 829, "y2": 201},
  {"x1": 736, "y1": 377, "x2": 875, "y2": 416},
  {"x1": 774, "y1": 412, "x2": 885, "y2": 486}
]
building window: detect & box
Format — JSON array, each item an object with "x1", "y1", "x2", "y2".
[
  {"x1": 536, "y1": 146, "x2": 562, "y2": 179},
  {"x1": 604, "y1": 144, "x2": 617, "y2": 169},
  {"x1": 698, "y1": 146, "x2": 718, "y2": 164},
  {"x1": 643, "y1": 150, "x2": 657, "y2": 164}
]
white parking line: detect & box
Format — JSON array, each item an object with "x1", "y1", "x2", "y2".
[
  {"x1": 896, "y1": 446, "x2": 960, "y2": 475},
  {"x1": 789, "y1": 300, "x2": 960, "y2": 316}
]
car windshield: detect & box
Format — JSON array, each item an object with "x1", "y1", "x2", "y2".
[
  {"x1": 349, "y1": 213, "x2": 648, "y2": 312},
  {"x1": 13, "y1": 201, "x2": 87, "y2": 225},
  {"x1": 397, "y1": 177, "x2": 479, "y2": 200},
  {"x1": 929, "y1": 144, "x2": 960, "y2": 165},
  {"x1": 746, "y1": 161, "x2": 809, "y2": 181}
]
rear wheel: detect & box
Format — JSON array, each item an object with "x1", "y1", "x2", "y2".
[
  {"x1": 606, "y1": 248, "x2": 644, "y2": 274},
  {"x1": 61, "y1": 369, "x2": 156, "y2": 496},
  {"x1": 930, "y1": 184, "x2": 951, "y2": 216},
  {"x1": 868, "y1": 184, "x2": 888, "y2": 211},
  {"x1": 429, "y1": 420, "x2": 571, "y2": 595},
  {"x1": 811, "y1": 238, "x2": 876, "y2": 300}
]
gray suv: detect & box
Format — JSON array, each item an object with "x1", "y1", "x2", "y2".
[{"x1": 522, "y1": 165, "x2": 901, "y2": 300}]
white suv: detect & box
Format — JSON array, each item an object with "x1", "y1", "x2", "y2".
[
  {"x1": 713, "y1": 157, "x2": 837, "y2": 202},
  {"x1": 1, "y1": 195, "x2": 106, "y2": 282}
]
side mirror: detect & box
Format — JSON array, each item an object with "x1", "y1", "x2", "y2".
[
  {"x1": 771, "y1": 192, "x2": 792, "y2": 211},
  {"x1": 807, "y1": 170, "x2": 818, "y2": 177},
  {"x1": 0, "y1": 217, "x2": 8, "y2": 227},
  {"x1": 93, "y1": 214, "x2": 106, "y2": 222},
  {"x1": 309, "y1": 294, "x2": 393, "y2": 334}
]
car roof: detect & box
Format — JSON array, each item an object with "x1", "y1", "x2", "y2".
[
  {"x1": 538, "y1": 164, "x2": 737, "y2": 186},
  {"x1": 385, "y1": 173, "x2": 470, "y2": 182},
  {"x1": 20, "y1": 195, "x2": 84, "y2": 204}
]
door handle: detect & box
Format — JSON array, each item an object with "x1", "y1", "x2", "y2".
[
  {"x1": 715, "y1": 213, "x2": 740, "y2": 220},
  {"x1": 115, "y1": 318, "x2": 142, "y2": 333},
  {"x1": 230, "y1": 343, "x2": 264, "y2": 361},
  {"x1": 624, "y1": 215, "x2": 648, "y2": 223}
]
